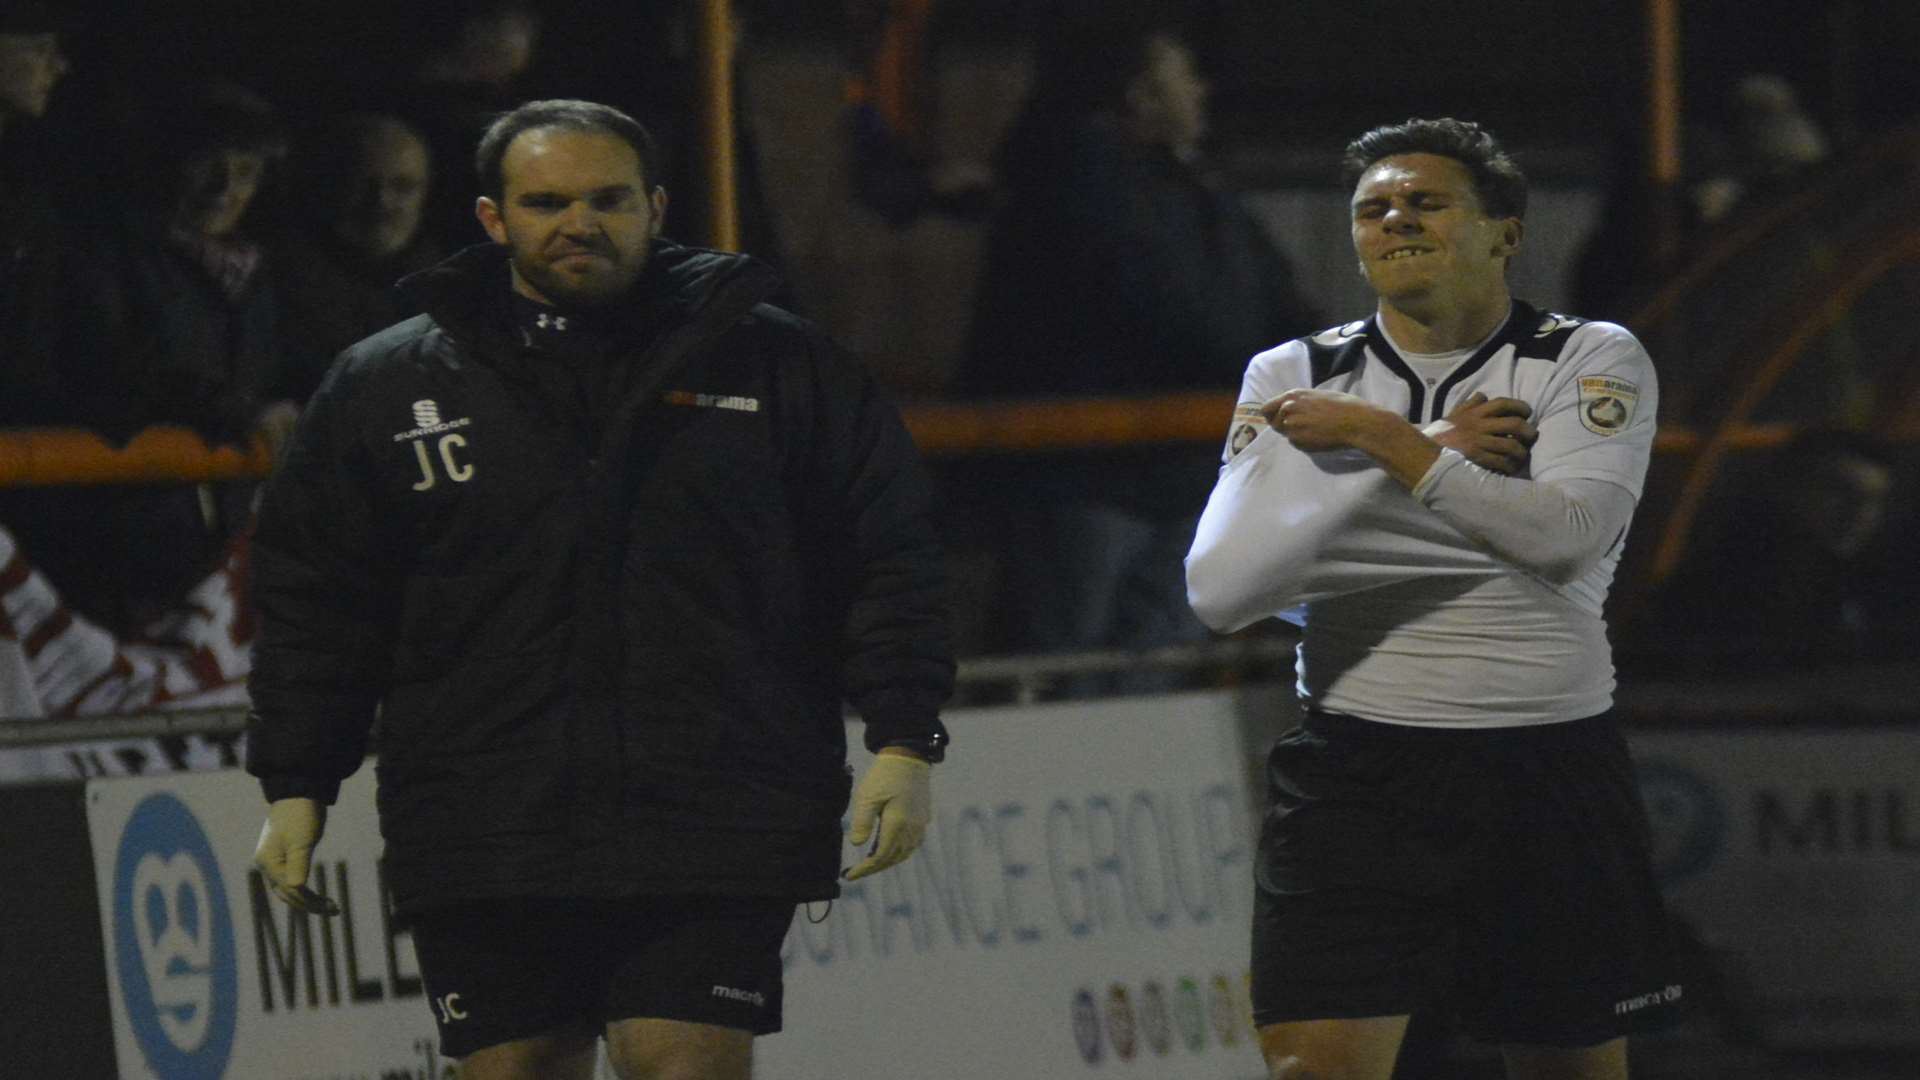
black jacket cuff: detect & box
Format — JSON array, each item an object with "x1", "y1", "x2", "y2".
[
  {"x1": 861, "y1": 713, "x2": 949, "y2": 759},
  {"x1": 258, "y1": 775, "x2": 343, "y2": 805}
]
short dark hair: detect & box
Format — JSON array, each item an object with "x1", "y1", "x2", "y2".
[
  {"x1": 1341, "y1": 117, "x2": 1528, "y2": 221},
  {"x1": 163, "y1": 81, "x2": 289, "y2": 161},
  {"x1": 474, "y1": 99, "x2": 661, "y2": 201}
]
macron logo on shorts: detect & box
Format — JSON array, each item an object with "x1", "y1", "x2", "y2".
[{"x1": 711, "y1": 985, "x2": 767, "y2": 1008}]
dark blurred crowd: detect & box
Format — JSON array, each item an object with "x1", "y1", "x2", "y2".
[
  {"x1": 0, "y1": 3, "x2": 1316, "y2": 675},
  {"x1": 1, "y1": 1, "x2": 1914, "y2": 715},
  {"x1": 0, "y1": 2, "x2": 643, "y2": 644}
]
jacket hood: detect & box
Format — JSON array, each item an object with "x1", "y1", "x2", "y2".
[{"x1": 396, "y1": 239, "x2": 783, "y2": 355}]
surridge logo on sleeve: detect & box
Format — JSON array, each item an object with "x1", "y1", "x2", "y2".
[
  {"x1": 396, "y1": 399, "x2": 476, "y2": 490},
  {"x1": 1577, "y1": 376, "x2": 1638, "y2": 435}
]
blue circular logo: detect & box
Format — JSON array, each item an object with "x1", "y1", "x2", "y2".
[
  {"x1": 113, "y1": 793, "x2": 238, "y2": 1079},
  {"x1": 1636, "y1": 758, "x2": 1725, "y2": 885}
]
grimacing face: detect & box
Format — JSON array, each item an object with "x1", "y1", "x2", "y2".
[
  {"x1": 1350, "y1": 152, "x2": 1519, "y2": 320},
  {"x1": 476, "y1": 126, "x2": 666, "y2": 308}
]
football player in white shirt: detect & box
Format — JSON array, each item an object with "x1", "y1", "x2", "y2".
[{"x1": 1187, "y1": 118, "x2": 1676, "y2": 1080}]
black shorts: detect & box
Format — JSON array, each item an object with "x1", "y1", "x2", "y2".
[
  {"x1": 409, "y1": 895, "x2": 796, "y2": 1059},
  {"x1": 1250, "y1": 709, "x2": 1682, "y2": 1047}
]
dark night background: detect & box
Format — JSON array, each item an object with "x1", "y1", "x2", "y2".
[{"x1": 41, "y1": 0, "x2": 1920, "y2": 171}]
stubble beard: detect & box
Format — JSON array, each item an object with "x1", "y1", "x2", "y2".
[{"x1": 516, "y1": 249, "x2": 645, "y2": 308}]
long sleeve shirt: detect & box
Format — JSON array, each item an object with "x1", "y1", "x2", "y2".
[{"x1": 1186, "y1": 302, "x2": 1658, "y2": 727}]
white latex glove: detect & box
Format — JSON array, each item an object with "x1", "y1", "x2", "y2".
[
  {"x1": 253, "y1": 797, "x2": 340, "y2": 916},
  {"x1": 843, "y1": 749, "x2": 932, "y2": 881}
]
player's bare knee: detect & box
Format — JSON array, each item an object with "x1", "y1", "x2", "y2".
[
  {"x1": 610, "y1": 1054, "x2": 751, "y2": 1080},
  {"x1": 607, "y1": 1020, "x2": 752, "y2": 1080},
  {"x1": 612, "y1": 1061, "x2": 749, "y2": 1080},
  {"x1": 454, "y1": 1032, "x2": 597, "y2": 1080}
]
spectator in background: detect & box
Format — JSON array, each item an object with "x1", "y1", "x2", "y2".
[
  {"x1": 109, "y1": 79, "x2": 296, "y2": 453},
  {"x1": 396, "y1": 1, "x2": 544, "y2": 254},
  {"x1": 270, "y1": 113, "x2": 442, "y2": 404},
  {"x1": 5, "y1": 80, "x2": 294, "y2": 636},
  {"x1": 963, "y1": 11, "x2": 1318, "y2": 688},
  {"x1": 0, "y1": 2, "x2": 88, "y2": 429},
  {"x1": 1688, "y1": 73, "x2": 1830, "y2": 226},
  {"x1": 0, "y1": 2, "x2": 64, "y2": 134},
  {"x1": 1573, "y1": 74, "x2": 1832, "y2": 330},
  {"x1": 1650, "y1": 429, "x2": 1907, "y2": 672},
  {"x1": 843, "y1": 0, "x2": 993, "y2": 228},
  {"x1": 1, "y1": 7, "x2": 161, "y2": 637}
]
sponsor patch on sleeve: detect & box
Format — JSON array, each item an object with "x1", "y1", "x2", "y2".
[
  {"x1": 1223, "y1": 402, "x2": 1268, "y2": 461},
  {"x1": 1577, "y1": 376, "x2": 1638, "y2": 436}
]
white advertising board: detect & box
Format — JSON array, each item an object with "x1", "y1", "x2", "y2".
[
  {"x1": 763, "y1": 690, "x2": 1269, "y2": 1079},
  {"x1": 87, "y1": 768, "x2": 452, "y2": 1080},
  {"x1": 1630, "y1": 728, "x2": 1920, "y2": 1047},
  {"x1": 84, "y1": 694, "x2": 1915, "y2": 1076},
  {"x1": 83, "y1": 690, "x2": 1269, "y2": 1079}
]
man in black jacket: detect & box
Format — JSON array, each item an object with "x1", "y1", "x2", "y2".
[
  {"x1": 964, "y1": 17, "x2": 1319, "y2": 689},
  {"x1": 246, "y1": 99, "x2": 954, "y2": 1079}
]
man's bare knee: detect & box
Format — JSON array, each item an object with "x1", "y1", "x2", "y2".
[
  {"x1": 455, "y1": 1028, "x2": 598, "y2": 1080},
  {"x1": 606, "y1": 1016, "x2": 753, "y2": 1080}
]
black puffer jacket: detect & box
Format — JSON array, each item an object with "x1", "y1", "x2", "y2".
[{"x1": 245, "y1": 242, "x2": 954, "y2": 913}]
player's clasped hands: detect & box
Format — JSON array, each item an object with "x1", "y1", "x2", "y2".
[
  {"x1": 1260, "y1": 388, "x2": 1399, "y2": 452},
  {"x1": 1261, "y1": 387, "x2": 1538, "y2": 478},
  {"x1": 1428, "y1": 391, "x2": 1538, "y2": 475}
]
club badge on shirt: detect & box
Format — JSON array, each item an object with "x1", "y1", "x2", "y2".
[
  {"x1": 1578, "y1": 376, "x2": 1638, "y2": 435},
  {"x1": 1223, "y1": 402, "x2": 1268, "y2": 462}
]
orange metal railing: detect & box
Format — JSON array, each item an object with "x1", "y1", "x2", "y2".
[
  {"x1": 0, "y1": 426, "x2": 272, "y2": 489},
  {"x1": 0, "y1": 403, "x2": 1836, "y2": 490}
]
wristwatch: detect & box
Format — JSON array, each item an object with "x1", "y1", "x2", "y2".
[{"x1": 882, "y1": 730, "x2": 948, "y2": 764}]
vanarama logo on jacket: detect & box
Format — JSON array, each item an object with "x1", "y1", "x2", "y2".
[{"x1": 664, "y1": 390, "x2": 760, "y2": 413}]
